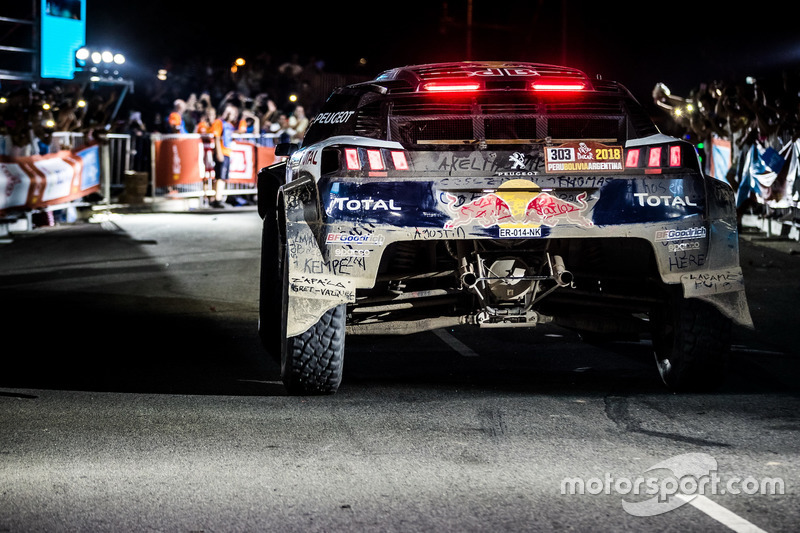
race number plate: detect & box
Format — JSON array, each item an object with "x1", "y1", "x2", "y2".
[{"x1": 545, "y1": 141, "x2": 624, "y2": 173}]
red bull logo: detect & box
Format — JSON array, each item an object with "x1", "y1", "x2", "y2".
[{"x1": 443, "y1": 179, "x2": 592, "y2": 230}]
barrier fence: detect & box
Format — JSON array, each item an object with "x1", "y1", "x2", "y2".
[
  {"x1": 149, "y1": 133, "x2": 277, "y2": 201},
  {"x1": 0, "y1": 132, "x2": 279, "y2": 217}
]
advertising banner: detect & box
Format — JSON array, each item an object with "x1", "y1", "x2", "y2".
[
  {"x1": 229, "y1": 141, "x2": 255, "y2": 183},
  {"x1": 153, "y1": 135, "x2": 204, "y2": 187},
  {"x1": 0, "y1": 144, "x2": 100, "y2": 214},
  {"x1": 156, "y1": 134, "x2": 275, "y2": 186}
]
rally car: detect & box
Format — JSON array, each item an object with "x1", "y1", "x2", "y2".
[{"x1": 257, "y1": 61, "x2": 752, "y2": 395}]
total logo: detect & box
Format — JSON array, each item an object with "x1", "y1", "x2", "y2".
[
  {"x1": 634, "y1": 193, "x2": 698, "y2": 208},
  {"x1": 442, "y1": 179, "x2": 593, "y2": 232},
  {"x1": 329, "y1": 197, "x2": 401, "y2": 212}
]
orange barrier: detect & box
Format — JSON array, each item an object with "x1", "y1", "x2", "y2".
[
  {"x1": 152, "y1": 134, "x2": 275, "y2": 191},
  {"x1": 229, "y1": 140, "x2": 276, "y2": 183},
  {"x1": 152, "y1": 134, "x2": 205, "y2": 188},
  {"x1": 0, "y1": 144, "x2": 100, "y2": 215}
]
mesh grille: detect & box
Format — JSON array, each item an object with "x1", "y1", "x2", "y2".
[
  {"x1": 400, "y1": 119, "x2": 474, "y2": 142},
  {"x1": 546, "y1": 118, "x2": 620, "y2": 140},
  {"x1": 386, "y1": 94, "x2": 630, "y2": 143},
  {"x1": 484, "y1": 118, "x2": 539, "y2": 139}
]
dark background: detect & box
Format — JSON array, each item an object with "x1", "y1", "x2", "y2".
[{"x1": 85, "y1": 0, "x2": 800, "y2": 102}]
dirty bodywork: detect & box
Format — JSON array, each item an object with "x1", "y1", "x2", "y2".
[{"x1": 259, "y1": 62, "x2": 751, "y2": 394}]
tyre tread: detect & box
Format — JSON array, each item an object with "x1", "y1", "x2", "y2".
[{"x1": 284, "y1": 305, "x2": 345, "y2": 395}]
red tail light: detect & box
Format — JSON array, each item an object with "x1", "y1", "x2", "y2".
[
  {"x1": 669, "y1": 145, "x2": 682, "y2": 167},
  {"x1": 625, "y1": 148, "x2": 640, "y2": 168},
  {"x1": 391, "y1": 151, "x2": 408, "y2": 170},
  {"x1": 624, "y1": 143, "x2": 691, "y2": 174},
  {"x1": 422, "y1": 81, "x2": 481, "y2": 92},
  {"x1": 341, "y1": 147, "x2": 410, "y2": 173},
  {"x1": 344, "y1": 148, "x2": 360, "y2": 170},
  {"x1": 647, "y1": 147, "x2": 662, "y2": 168},
  {"x1": 530, "y1": 81, "x2": 586, "y2": 91},
  {"x1": 366, "y1": 149, "x2": 384, "y2": 170}
]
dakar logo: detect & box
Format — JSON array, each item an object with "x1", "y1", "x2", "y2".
[
  {"x1": 577, "y1": 142, "x2": 594, "y2": 160},
  {"x1": 442, "y1": 179, "x2": 593, "y2": 230}
]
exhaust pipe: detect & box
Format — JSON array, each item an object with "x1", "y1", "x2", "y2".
[{"x1": 552, "y1": 255, "x2": 573, "y2": 287}]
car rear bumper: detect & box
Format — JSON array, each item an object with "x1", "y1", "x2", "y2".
[{"x1": 280, "y1": 170, "x2": 752, "y2": 336}]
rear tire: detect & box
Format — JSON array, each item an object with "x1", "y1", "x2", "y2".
[
  {"x1": 279, "y1": 248, "x2": 346, "y2": 395},
  {"x1": 281, "y1": 304, "x2": 346, "y2": 395},
  {"x1": 652, "y1": 293, "x2": 731, "y2": 391}
]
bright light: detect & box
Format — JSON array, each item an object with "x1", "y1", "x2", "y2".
[
  {"x1": 289, "y1": 94, "x2": 298, "y2": 103},
  {"x1": 345, "y1": 148, "x2": 360, "y2": 170},
  {"x1": 76, "y1": 48, "x2": 90, "y2": 61},
  {"x1": 669, "y1": 145, "x2": 682, "y2": 167},
  {"x1": 625, "y1": 148, "x2": 640, "y2": 167},
  {"x1": 77, "y1": 99, "x2": 86, "y2": 108},
  {"x1": 91, "y1": 52, "x2": 101, "y2": 64},
  {"x1": 45, "y1": 119, "x2": 55, "y2": 128},
  {"x1": 391, "y1": 151, "x2": 408, "y2": 170},
  {"x1": 648, "y1": 147, "x2": 662, "y2": 167},
  {"x1": 113, "y1": 53, "x2": 125, "y2": 65},
  {"x1": 101, "y1": 51, "x2": 113, "y2": 63},
  {"x1": 157, "y1": 69, "x2": 168, "y2": 81},
  {"x1": 422, "y1": 81, "x2": 481, "y2": 92},
  {"x1": 530, "y1": 81, "x2": 586, "y2": 91},
  {"x1": 235, "y1": 58, "x2": 246, "y2": 66},
  {"x1": 367, "y1": 150, "x2": 384, "y2": 170}
]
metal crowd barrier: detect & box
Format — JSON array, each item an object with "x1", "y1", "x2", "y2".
[
  {"x1": 1, "y1": 131, "x2": 279, "y2": 222},
  {"x1": 147, "y1": 132, "x2": 279, "y2": 202}
]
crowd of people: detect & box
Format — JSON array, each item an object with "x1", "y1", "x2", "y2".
[
  {"x1": 0, "y1": 51, "x2": 363, "y2": 157},
  {"x1": 3, "y1": 49, "x2": 800, "y2": 175},
  {"x1": 162, "y1": 91, "x2": 310, "y2": 144},
  {"x1": 652, "y1": 72, "x2": 800, "y2": 174},
  {"x1": 0, "y1": 82, "x2": 116, "y2": 156},
  {"x1": 652, "y1": 71, "x2": 800, "y2": 216}
]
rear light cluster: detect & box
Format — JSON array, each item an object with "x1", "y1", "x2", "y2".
[
  {"x1": 625, "y1": 144, "x2": 690, "y2": 174},
  {"x1": 343, "y1": 147, "x2": 409, "y2": 173}
]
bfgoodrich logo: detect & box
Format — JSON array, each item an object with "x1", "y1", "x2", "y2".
[{"x1": 561, "y1": 453, "x2": 785, "y2": 517}]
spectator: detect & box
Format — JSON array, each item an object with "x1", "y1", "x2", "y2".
[
  {"x1": 238, "y1": 108, "x2": 260, "y2": 134},
  {"x1": 209, "y1": 104, "x2": 237, "y2": 208},
  {"x1": 289, "y1": 105, "x2": 309, "y2": 143},
  {"x1": 167, "y1": 99, "x2": 188, "y2": 133},
  {"x1": 260, "y1": 98, "x2": 281, "y2": 134},
  {"x1": 195, "y1": 105, "x2": 216, "y2": 134},
  {"x1": 273, "y1": 113, "x2": 296, "y2": 144}
]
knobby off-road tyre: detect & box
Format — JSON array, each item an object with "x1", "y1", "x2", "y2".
[
  {"x1": 281, "y1": 304, "x2": 346, "y2": 395},
  {"x1": 279, "y1": 248, "x2": 346, "y2": 395},
  {"x1": 653, "y1": 293, "x2": 732, "y2": 391}
]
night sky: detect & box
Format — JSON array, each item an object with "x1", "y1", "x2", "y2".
[{"x1": 85, "y1": 0, "x2": 799, "y2": 103}]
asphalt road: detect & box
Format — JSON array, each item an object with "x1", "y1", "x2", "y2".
[{"x1": 0, "y1": 207, "x2": 798, "y2": 532}]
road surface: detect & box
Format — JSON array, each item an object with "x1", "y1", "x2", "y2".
[{"x1": 0, "y1": 207, "x2": 797, "y2": 532}]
